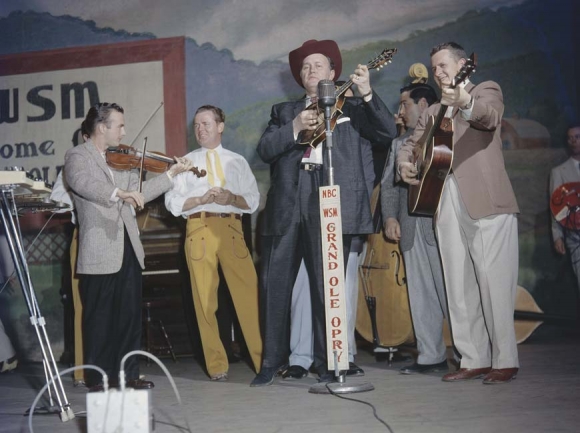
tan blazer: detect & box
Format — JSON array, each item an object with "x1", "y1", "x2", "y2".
[
  {"x1": 64, "y1": 141, "x2": 172, "y2": 274},
  {"x1": 398, "y1": 81, "x2": 519, "y2": 220}
]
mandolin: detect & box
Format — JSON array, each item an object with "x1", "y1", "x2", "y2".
[
  {"x1": 298, "y1": 48, "x2": 397, "y2": 149},
  {"x1": 408, "y1": 53, "x2": 477, "y2": 216}
]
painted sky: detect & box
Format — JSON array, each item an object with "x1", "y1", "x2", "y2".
[{"x1": 1, "y1": 0, "x2": 525, "y2": 63}]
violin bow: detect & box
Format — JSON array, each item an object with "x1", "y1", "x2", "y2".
[
  {"x1": 138, "y1": 137, "x2": 148, "y2": 194},
  {"x1": 128, "y1": 101, "x2": 164, "y2": 147}
]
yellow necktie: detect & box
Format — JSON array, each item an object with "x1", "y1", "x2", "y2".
[{"x1": 206, "y1": 149, "x2": 226, "y2": 187}]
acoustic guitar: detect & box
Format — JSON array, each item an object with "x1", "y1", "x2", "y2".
[
  {"x1": 298, "y1": 48, "x2": 398, "y2": 149},
  {"x1": 407, "y1": 53, "x2": 477, "y2": 216}
]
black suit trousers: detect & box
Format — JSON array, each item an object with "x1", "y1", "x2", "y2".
[
  {"x1": 79, "y1": 228, "x2": 142, "y2": 387},
  {"x1": 260, "y1": 169, "x2": 352, "y2": 374}
]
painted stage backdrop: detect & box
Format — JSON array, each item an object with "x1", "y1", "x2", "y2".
[{"x1": 0, "y1": 0, "x2": 578, "y2": 360}]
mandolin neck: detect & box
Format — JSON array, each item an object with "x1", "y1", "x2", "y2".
[{"x1": 335, "y1": 80, "x2": 354, "y2": 98}]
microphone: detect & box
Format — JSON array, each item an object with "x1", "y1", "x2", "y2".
[
  {"x1": 317, "y1": 79, "x2": 336, "y2": 108},
  {"x1": 318, "y1": 79, "x2": 336, "y2": 124}
]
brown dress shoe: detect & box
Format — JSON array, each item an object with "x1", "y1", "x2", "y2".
[
  {"x1": 442, "y1": 367, "x2": 492, "y2": 382},
  {"x1": 482, "y1": 368, "x2": 518, "y2": 384}
]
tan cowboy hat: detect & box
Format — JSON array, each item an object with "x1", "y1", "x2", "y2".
[{"x1": 288, "y1": 39, "x2": 342, "y2": 88}]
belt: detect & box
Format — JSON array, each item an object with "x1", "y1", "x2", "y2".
[
  {"x1": 300, "y1": 162, "x2": 323, "y2": 171},
  {"x1": 189, "y1": 212, "x2": 241, "y2": 220}
]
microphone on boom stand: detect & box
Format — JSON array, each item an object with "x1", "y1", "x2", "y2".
[
  {"x1": 309, "y1": 79, "x2": 374, "y2": 396},
  {"x1": 317, "y1": 79, "x2": 336, "y2": 122},
  {"x1": 317, "y1": 79, "x2": 337, "y2": 184}
]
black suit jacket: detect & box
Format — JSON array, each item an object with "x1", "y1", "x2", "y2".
[{"x1": 258, "y1": 94, "x2": 396, "y2": 236}]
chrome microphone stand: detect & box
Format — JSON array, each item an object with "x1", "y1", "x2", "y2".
[
  {"x1": 309, "y1": 81, "x2": 373, "y2": 395},
  {"x1": 0, "y1": 185, "x2": 74, "y2": 421}
]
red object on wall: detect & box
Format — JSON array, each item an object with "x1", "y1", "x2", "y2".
[{"x1": 550, "y1": 182, "x2": 580, "y2": 231}]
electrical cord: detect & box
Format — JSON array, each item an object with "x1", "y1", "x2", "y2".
[
  {"x1": 28, "y1": 351, "x2": 192, "y2": 433},
  {"x1": 28, "y1": 365, "x2": 109, "y2": 433},
  {"x1": 324, "y1": 382, "x2": 395, "y2": 433},
  {"x1": 119, "y1": 350, "x2": 192, "y2": 433}
]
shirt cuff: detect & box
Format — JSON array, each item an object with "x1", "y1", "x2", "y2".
[
  {"x1": 110, "y1": 188, "x2": 120, "y2": 202},
  {"x1": 363, "y1": 90, "x2": 373, "y2": 103},
  {"x1": 459, "y1": 96, "x2": 474, "y2": 120}
]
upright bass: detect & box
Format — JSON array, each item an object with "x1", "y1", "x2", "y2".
[{"x1": 356, "y1": 165, "x2": 415, "y2": 355}]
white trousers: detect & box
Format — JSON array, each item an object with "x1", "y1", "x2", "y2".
[{"x1": 436, "y1": 176, "x2": 519, "y2": 369}]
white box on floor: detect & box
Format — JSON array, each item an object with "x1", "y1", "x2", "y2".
[{"x1": 87, "y1": 388, "x2": 151, "y2": 433}]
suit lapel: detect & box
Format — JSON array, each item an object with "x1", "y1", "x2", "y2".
[{"x1": 293, "y1": 99, "x2": 306, "y2": 118}]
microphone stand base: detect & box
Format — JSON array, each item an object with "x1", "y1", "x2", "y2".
[{"x1": 308, "y1": 380, "x2": 374, "y2": 395}]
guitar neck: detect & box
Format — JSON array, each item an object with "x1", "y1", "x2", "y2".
[
  {"x1": 434, "y1": 103, "x2": 449, "y2": 128},
  {"x1": 422, "y1": 103, "x2": 450, "y2": 147}
]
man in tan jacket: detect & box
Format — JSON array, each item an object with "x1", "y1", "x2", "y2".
[{"x1": 398, "y1": 42, "x2": 520, "y2": 385}]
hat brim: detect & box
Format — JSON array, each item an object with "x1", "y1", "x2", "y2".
[{"x1": 289, "y1": 39, "x2": 342, "y2": 88}]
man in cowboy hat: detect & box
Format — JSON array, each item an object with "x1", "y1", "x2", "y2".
[{"x1": 251, "y1": 39, "x2": 396, "y2": 386}]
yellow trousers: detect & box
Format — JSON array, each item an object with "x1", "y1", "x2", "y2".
[
  {"x1": 185, "y1": 214, "x2": 262, "y2": 376},
  {"x1": 70, "y1": 227, "x2": 84, "y2": 382}
]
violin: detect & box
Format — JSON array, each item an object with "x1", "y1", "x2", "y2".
[{"x1": 106, "y1": 144, "x2": 206, "y2": 178}]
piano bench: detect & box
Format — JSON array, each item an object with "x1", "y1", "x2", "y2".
[{"x1": 142, "y1": 299, "x2": 179, "y2": 365}]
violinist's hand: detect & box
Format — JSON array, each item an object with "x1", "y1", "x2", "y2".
[
  {"x1": 169, "y1": 157, "x2": 192, "y2": 177},
  {"x1": 384, "y1": 218, "x2": 401, "y2": 242},
  {"x1": 117, "y1": 189, "x2": 145, "y2": 209},
  {"x1": 350, "y1": 64, "x2": 371, "y2": 97},
  {"x1": 293, "y1": 109, "x2": 320, "y2": 135},
  {"x1": 399, "y1": 161, "x2": 420, "y2": 185},
  {"x1": 213, "y1": 188, "x2": 234, "y2": 206},
  {"x1": 440, "y1": 85, "x2": 471, "y2": 108}
]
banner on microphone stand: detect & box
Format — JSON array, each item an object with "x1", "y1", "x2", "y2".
[{"x1": 319, "y1": 185, "x2": 349, "y2": 371}]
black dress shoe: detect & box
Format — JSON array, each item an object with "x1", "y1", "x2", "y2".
[
  {"x1": 250, "y1": 366, "x2": 282, "y2": 387},
  {"x1": 88, "y1": 384, "x2": 105, "y2": 393},
  {"x1": 227, "y1": 353, "x2": 241, "y2": 364},
  {"x1": 400, "y1": 360, "x2": 449, "y2": 375},
  {"x1": 126, "y1": 379, "x2": 154, "y2": 389},
  {"x1": 87, "y1": 379, "x2": 119, "y2": 392},
  {"x1": 346, "y1": 362, "x2": 365, "y2": 376},
  {"x1": 318, "y1": 372, "x2": 336, "y2": 383},
  {"x1": 282, "y1": 365, "x2": 308, "y2": 380}
]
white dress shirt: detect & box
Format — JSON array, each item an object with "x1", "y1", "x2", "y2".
[
  {"x1": 164, "y1": 144, "x2": 260, "y2": 217},
  {"x1": 50, "y1": 170, "x2": 76, "y2": 224}
]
